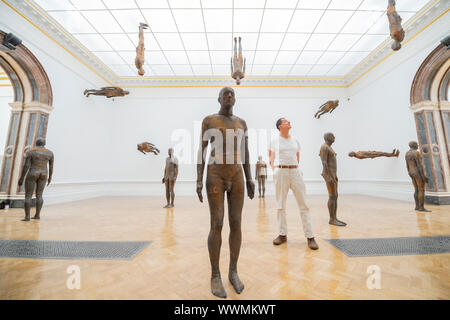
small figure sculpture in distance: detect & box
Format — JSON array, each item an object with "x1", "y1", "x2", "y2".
[
  {"x1": 348, "y1": 149, "x2": 400, "y2": 159},
  {"x1": 137, "y1": 142, "x2": 160, "y2": 155},
  {"x1": 135, "y1": 22, "x2": 149, "y2": 76},
  {"x1": 162, "y1": 148, "x2": 178, "y2": 208},
  {"x1": 405, "y1": 141, "x2": 431, "y2": 212},
  {"x1": 84, "y1": 87, "x2": 129, "y2": 98},
  {"x1": 314, "y1": 100, "x2": 339, "y2": 119},
  {"x1": 387, "y1": 0, "x2": 405, "y2": 51},
  {"x1": 231, "y1": 37, "x2": 246, "y2": 85}
]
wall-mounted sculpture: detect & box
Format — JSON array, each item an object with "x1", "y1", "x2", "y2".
[
  {"x1": 406, "y1": 141, "x2": 431, "y2": 212},
  {"x1": 137, "y1": 142, "x2": 160, "y2": 155},
  {"x1": 162, "y1": 148, "x2": 178, "y2": 208},
  {"x1": 135, "y1": 22, "x2": 149, "y2": 76},
  {"x1": 197, "y1": 87, "x2": 255, "y2": 298},
  {"x1": 231, "y1": 37, "x2": 246, "y2": 85},
  {"x1": 17, "y1": 138, "x2": 53, "y2": 221},
  {"x1": 314, "y1": 100, "x2": 339, "y2": 119},
  {"x1": 348, "y1": 149, "x2": 400, "y2": 159},
  {"x1": 84, "y1": 87, "x2": 129, "y2": 98},
  {"x1": 319, "y1": 133, "x2": 346, "y2": 226},
  {"x1": 255, "y1": 156, "x2": 267, "y2": 198},
  {"x1": 387, "y1": 0, "x2": 405, "y2": 51}
]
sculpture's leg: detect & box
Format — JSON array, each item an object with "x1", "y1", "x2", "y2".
[
  {"x1": 32, "y1": 174, "x2": 47, "y2": 219},
  {"x1": 257, "y1": 177, "x2": 261, "y2": 197},
  {"x1": 262, "y1": 176, "x2": 266, "y2": 198},
  {"x1": 22, "y1": 175, "x2": 35, "y2": 221},
  {"x1": 227, "y1": 171, "x2": 245, "y2": 294},
  {"x1": 163, "y1": 180, "x2": 170, "y2": 208},
  {"x1": 416, "y1": 178, "x2": 431, "y2": 212},
  {"x1": 326, "y1": 180, "x2": 346, "y2": 226},
  {"x1": 412, "y1": 178, "x2": 420, "y2": 210},
  {"x1": 169, "y1": 180, "x2": 175, "y2": 207},
  {"x1": 206, "y1": 171, "x2": 227, "y2": 298}
]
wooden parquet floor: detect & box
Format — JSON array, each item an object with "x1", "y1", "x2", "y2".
[{"x1": 0, "y1": 194, "x2": 449, "y2": 300}]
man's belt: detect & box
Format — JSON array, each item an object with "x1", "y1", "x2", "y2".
[{"x1": 277, "y1": 165, "x2": 298, "y2": 169}]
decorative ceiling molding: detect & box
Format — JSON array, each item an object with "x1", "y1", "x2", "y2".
[{"x1": 1, "y1": 0, "x2": 448, "y2": 88}]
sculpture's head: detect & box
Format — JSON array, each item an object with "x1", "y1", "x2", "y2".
[
  {"x1": 218, "y1": 86, "x2": 235, "y2": 108},
  {"x1": 36, "y1": 138, "x2": 46, "y2": 147},
  {"x1": 409, "y1": 141, "x2": 418, "y2": 150},
  {"x1": 138, "y1": 68, "x2": 145, "y2": 76},
  {"x1": 334, "y1": 100, "x2": 339, "y2": 106},
  {"x1": 236, "y1": 77, "x2": 241, "y2": 85},
  {"x1": 276, "y1": 118, "x2": 291, "y2": 131},
  {"x1": 258, "y1": 155, "x2": 262, "y2": 161},
  {"x1": 324, "y1": 132, "x2": 335, "y2": 144},
  {"x1": 168, "y1": 148, "x2": 174, "y2": 156},
  {"x1": 348, "y1": 151, "x2": 356, "y2": 157},
  {"x1": 391, "y1": 41, "x2": 402, "y2": 51},
  {"x1": 123, "y1": 90, "x2": 130, "y2": 95}
]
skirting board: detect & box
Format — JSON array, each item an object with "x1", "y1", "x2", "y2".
[{"x1": 14, "y1": 179, "x2": 415, "y2": 206}]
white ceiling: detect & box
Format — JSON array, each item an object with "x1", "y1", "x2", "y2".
[{"x1": 32, "y1": 0, "x2": 430, "y2": 78}]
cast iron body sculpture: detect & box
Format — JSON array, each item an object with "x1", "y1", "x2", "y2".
[
  {"x1": 319, "y1": 133, "x2": 346, "y2": 226},
  {"x1": 387, "y1": 0, "x2": 405, "y2": 51},
  {"x1": 255, "y1": 156, "x2": 267, "y2": 198},
  {"x1": 231, "y1": 37, "x2": 246, "y2": 85},
  {"x1": 348, "y1": 149, "x2": 400, "y2": 159},
  {"x1": 137, "y1": 142, "x2": 160, "y2": 155},
  {"x1": 314, "y1": 100, "x2": 339, "y2": 119},
  {"x1": 18, "y1": 138, "x2": 53, "y2": 221},
  {"x1": 162, "y1": 148, "x2": 178, "y2": 208},
  {"x1": 135, "y1": 22, "x2": 149, "y2": 76},
  {"x1": 405, "y1": 141, "x2": 431, "y2": 212},
  {"x1": 84, "y1": 87, "x2": 129, "y2": 98},
  {"x1": 197, "y1": 87, "x2": 255, "y2": 298}
]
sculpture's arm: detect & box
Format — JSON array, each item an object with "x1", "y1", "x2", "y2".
[
  {"x1": 174, "y1": 162, "x2": 178, "y2": 181},
  {"x1": 230, "y1": 57, "x2": 234, "y2": 74},
  {"x1": 415, "y1": 153, "x2": 428, "y2": 182},
  {"x1": 48, "y1": 152, "x2": 54, "y2": 185},
  {"x1": 243, "y1": 57, "x2": 246, "y2": 74},
  {"x1": 196, "y1": 118, "x2": 209, "y2": 202},
  {"x1": 255, "y1": 163, "x2": 258, "y2": 179},
  {"x1": 162, "y1": 163, "x2": 167, "y2": 183},
  {"x1": 18, "y1": 151, "x2": 31, "y2": 186},
  {"x1": 320, "y1": 147, "x2": 331, "y2": 178},
  {"x1": 242, "y1": 121, "x2": 254, "y2": 199}
]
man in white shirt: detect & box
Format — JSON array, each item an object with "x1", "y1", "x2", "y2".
[{"x1": 269, "y1": 118, "x2": 318, "y2": 250}]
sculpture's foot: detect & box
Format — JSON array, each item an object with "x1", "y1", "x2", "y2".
[
  {"x1": 21, "y1": 217, "x2": 30, "y2": 222},
  {"x1": 417, "y1": 208, "x2": 432, "y2": 212},
  {"x1": 32, "y1": 215, "x2": 40, "y2": 220},
  {"x1": 329, "y1": 219, "x2": 346, "y2": 226},
  {"x1": 169, "y1": 204, "x2": 174, "y2": 208},
  {"x1": 414, "y1": 207, "x2": 420, "y2": 211},
  {"x1": 229, "y1": 271, "x2": 244, "y2": 294},
  {"x1": 211, "y1": 276, "x2": 227, "y2": 298},
  {"x1": 163, "y1": 204, "x2": 170, "y2": 208}
]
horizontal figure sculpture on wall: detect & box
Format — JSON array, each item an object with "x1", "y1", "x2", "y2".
[
  {"x1": 135, "y1": 22, "x2": 149, "y2": 76},
  {"x1": 197, "y1": 86, "x2": 255, "y2": 298},
  {"x1": 162, "y1": 148, "x2": 178, "y2": 208},
  {"x1": 255, "y1": 156, "x2": 267, "y2": 198},
  {"x1": 387, "y1": 0, "x2": 405, "y2": 51},
  {"x1": 319, "y1": 133, "x2": 346, "y2": 226},
  {"x1": 84, "y1": 87, "x2": 129, "y2": 98},
  {"x1": 406, "y1": 141, "x2": 431, "y2": 212},
  {"x1": 137, "y1": 142, "x2": 160, "y2": 155},
  {"x1": 18, "y1": 138, "x2": 53, "y2": 221},
  {"x1": 314, "y1": 100, "x2": 339, "y2": 119},
  {"x1": 231, "y1": 37, "x2": 246, "y2": 85},
  {"x1": 348, "y1": 149, "x2": 400, "y2": 159}
]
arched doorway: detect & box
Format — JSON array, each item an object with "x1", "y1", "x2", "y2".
[
  {"x1": 410, "y1": 38, "x2": 450, "y2": 205},
  {"x1": 0, "y1": 30, "x2": 53, "y2": 208}
]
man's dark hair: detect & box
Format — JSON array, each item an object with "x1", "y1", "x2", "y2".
[{"x1": 276, "y1": 118, "x2": 284, "y2": 131}]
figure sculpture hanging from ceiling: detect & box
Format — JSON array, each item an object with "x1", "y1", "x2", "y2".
[
  {"x1": 387, "y1": 0, "x2": 405, "y2": 51},
  {"x1": 135, "y1": 22, "x2": 149, "y2": 76},
  {"x1": 83, "y1": 87, "x2": 129, "y2": 98},
  {"x1": 137, "y1": 142, "x2": 160, "y2": 155},
  {"x1": 314, "y1": 100, "x2": 339, "y2": 119},
  {"x1": 348, "y1": 149, "x2": 400, "y2": 159},
  {"x1": 231, "y1": 37, "x2": 246, "y2": 85}
]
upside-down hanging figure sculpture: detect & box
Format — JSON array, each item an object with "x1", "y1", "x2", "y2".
[
  {"x1": 231, "y1": 37, "x2": 246, "y2": 85},
  {"x1": 137, "y1": 142, "x2": 160, "y2": 155},
  {"x1": 314, "y1": 100, "x2": 339, "y2": 119},
  {"x1": 387, "y1": 0, "x2": 405, "y2": 51},
  {"x1": 135, "y1": 22, "x2": 149, "y2": 76}
]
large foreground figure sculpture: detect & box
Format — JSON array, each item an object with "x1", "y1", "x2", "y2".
[
  {"x1": 18, "y1": 138, "x2": 53, "y2": 221},
  {"x1": 231, "y1": 37, "x2": 246, "y2": 85},
  {"x1": 405, "y1": 141, "x2": 431, "y2": 212},
  {"x1": 348, "y1": 149, "x2": 400, "y2": 159},
  {"x1": 197, "y1": 87, "x2": 255, "y2": 298},
  {"x1": 387, "y1": 0, "x2": 405, "y2": 51},
  {"x1": 135, "y1": 22, "x2": 149, "y2": 76},
  {"x1": 162, "y1": 148, "x2": 178, "y2": 208},
  {"x1": 319, "y1": 133, "x2": 346, "y2": 226}
]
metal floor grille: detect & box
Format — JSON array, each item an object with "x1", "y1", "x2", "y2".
[
  {"x1": 325, "y1": 236, "x2": 450, "y2": 257},
  {"x1": 0, "y1": 240, "x2": 151, "y2": 260}
]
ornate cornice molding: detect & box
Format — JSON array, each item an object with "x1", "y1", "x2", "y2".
[{"x1": 3, "y1": 0, "x2": 447, "y2": 88}]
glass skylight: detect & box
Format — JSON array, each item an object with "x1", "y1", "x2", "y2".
[{"x1": 33, "y1": 0, "x2": 431, "y2": 77}]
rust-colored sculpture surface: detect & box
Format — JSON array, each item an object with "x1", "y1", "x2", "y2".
[
  {"x1": 406, "y1": 141, "x2": 431, "y2": 212},
  {"x1": 314, "y1": 100, "x2": 339, "y2": 119},
  {"x1": 231, "y1": 37, "x2": 246, "y2": 85},
  {"x1": 348, "y1": 149, "x2": 400, "y2": 159},
  {"x1": 197, "y1": 86, "x2": 255, "y2": 298},
  {"x1": 84, "y1": 87, "x2": 129, "y2": 98},
  {"x1": 137, "y1": 142, "x2": 160, "y2": 155},
  {"x1": 162, "y1": 148, "x2": 178, "y2": 208},
  {"x1": 135, "y1": 22, "x2": 149, "y2": 76},
  {"x1": 255, "y1": 156, "x2": 267, "y2": 198},
  {"x1": 18, "y1": 138, "x2": 53, "y2": 221},
  {"x1": 319, "y1": 133, "x2": 346, "y2": 226},
  {"x1": 387, "y1": 0, "x2": 405, "y2": 51}
]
